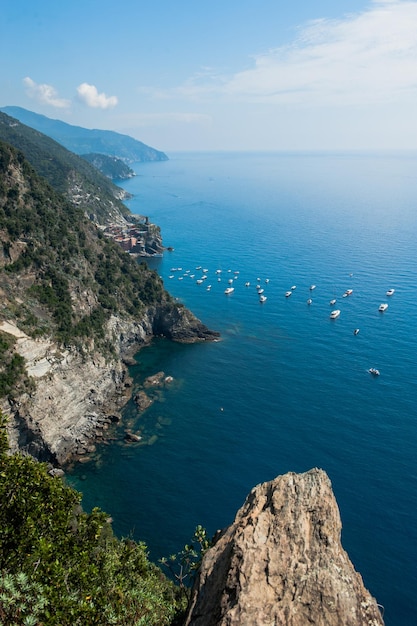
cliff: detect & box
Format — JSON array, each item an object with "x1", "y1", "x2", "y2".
[
  {"x1": 185, "y1": 469, "x2": 384, "y2": 626},
  {"x1": 0, "y1": 140, "x2": 219, "y2": 464},
  {"x1": 1, "y1": 304, "x2": 219, "y2": 466}
]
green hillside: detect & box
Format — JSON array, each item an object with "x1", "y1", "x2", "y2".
[
  {"x1": 81, "y1": 153, "x2": 136, "y2": 180},
  {"x1": 0, "y1": 140, "x2": 167, "y2": 352},
  {"x1": 0, "y1": 111, "x2": 130, "y2": 224}
]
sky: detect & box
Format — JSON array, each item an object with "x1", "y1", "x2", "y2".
[{"x1": 2, "y1": 0, "x2": 417, "y2": 152}]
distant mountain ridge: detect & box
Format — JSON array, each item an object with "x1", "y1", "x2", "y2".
[
  {"x1": 0, "y1": 106, "x2": 168, "y2": 163},
  {"x1": 0, "y1": 110, "x2": 131, "y2": 224}
]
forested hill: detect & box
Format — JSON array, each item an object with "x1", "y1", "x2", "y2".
[
  {"x1": 0, "y1": 140, "x2": 166, "y2": 349},
  {"x1": 0, "y1": 106, "x2": 168, "y2": 163},
  {"x1": 0, "y1": 111, "x2": 130, "y2": 224}
]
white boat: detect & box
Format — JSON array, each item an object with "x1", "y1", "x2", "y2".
[
  {"x1": 379, "y1": 303, "x2": 388, "y2": 312},
  {"x1": 329, "y1": 299, "x2": 336, "y2": 305},
  {"x1": 196, "y1": 279, "x2": 203, "y2": 284},
  {"x1": 285, "y1": 291, "x2": 292, "y2": 297},
  {"x1": 369, "y1": 368, "x2": 380, "y2": 376},
  {"x1": 386, "y1": 288, "x2": 395, "y2": 296},
  {"x1": 307, "y1": 298, "x2": 312, "y2": 305},
  {"x1": 343, "y1": 289, "x2": 353, "y2": 297},
  {"x1": 330, "y1": 309, "x2": 341, "y2": 319},
  {"x1": 224, "y1": 287, "x2": 234, "y2": 295},
  {"x1": 354, "y1": 328, "x2": 360, "y2": 335},
  {"x1": 257, "y1": 288, "x2": 264, "y2": 294},
  {"x1": 291, "y1": 285, "x2": 296, "y2": 290},
  {"x1": 228, "y1": 278, "x2": 234, "y2": 284},
  {"x1": 259, "y1": 295, "x2": 267, "y2": 303},
  {"x1": 310, "y1": 285, "x2": 316, "y2": 291},
  {"x1": 245, "y1": 282, "x2": 250, "y2": 287}
]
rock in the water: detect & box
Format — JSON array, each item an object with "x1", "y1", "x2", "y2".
[
  {"x1": 134, "y1": 390, "x2": 153, "y2": 411},
  {"x1": 185, "y1": 468, "x2": 384, "y2": 626}
]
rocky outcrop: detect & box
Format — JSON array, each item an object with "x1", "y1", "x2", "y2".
[
  {"x1": 185, "y1": 469, "x2": 384, "y2": 626},
  {"x1": 150, "y1": 303, "x2": 221, "y2": 343},
  {"x1": 1, "y1": 303, "x2": 219, "y2": 465}
]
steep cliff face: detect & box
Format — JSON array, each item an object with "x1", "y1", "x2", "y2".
[
  {"x1": 0, "y1": 140, "x2": 220, "y2": 465},
  {"x1": 185, "y1": 469, "x2": 384, "y2": 626},
  {"x1": 1, "y1": 305, "x2": 219, "y2": 466}
]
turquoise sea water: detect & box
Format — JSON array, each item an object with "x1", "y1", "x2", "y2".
[{"x1": 68, "y1": 152, "x2": 417, "y2": 626}]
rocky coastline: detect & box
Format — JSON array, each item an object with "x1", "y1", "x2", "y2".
[{"x1": 1, "y1": 302, "x2": 219, "y2": 466}]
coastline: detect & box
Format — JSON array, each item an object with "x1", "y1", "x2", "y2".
[{"x1": 2, "y1": 303, "x2": 220, "y2": 467}]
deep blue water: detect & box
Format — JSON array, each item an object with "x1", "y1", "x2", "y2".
[{"x1": 68, "y1": 152, "x2": 417, "y2": 626}]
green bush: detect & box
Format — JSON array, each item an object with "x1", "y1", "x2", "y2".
[{"x1": 0, "y1": 414, "x2": 184, "y2": 625}]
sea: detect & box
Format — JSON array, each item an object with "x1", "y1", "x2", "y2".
[{"x1": 68, "y1": 151, "x2": 417, "y2": 626}]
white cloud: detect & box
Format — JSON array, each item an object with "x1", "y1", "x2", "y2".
[
  {"x1": 154, "y1": 0, "x2": 417, "y2": 108},
  {"x1": 77, "y1": 83, "x2": 118, "y2": 109},
  {"x1": 23, "y1": 77, "x2": 70, "y2": 108},
  {"x1": 228, "y1": 0, "x2": 417, "y2": 106}
]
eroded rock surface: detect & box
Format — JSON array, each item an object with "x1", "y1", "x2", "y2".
[
  {"x1": 185, "y1": 468, "x2": 384, "y2": 626},
  {"x1": 1, "y1": 303, "x2": 219, "y2": 465}
]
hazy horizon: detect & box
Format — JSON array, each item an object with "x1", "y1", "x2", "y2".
[{"x1": 2, "y1": 1, "x2": 417, "y2": 153}]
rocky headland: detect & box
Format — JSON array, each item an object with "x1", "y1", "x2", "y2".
[
  {"x1": 1, "y1": 303, "x2": 219, "y2": 466},
  {"x1": 185, "y1": 468, "x2": 384, "y2": 626}
]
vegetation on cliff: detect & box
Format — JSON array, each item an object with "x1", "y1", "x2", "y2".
[
  {"x1": 0, "y1": 139, "x2": 168, "y2": 393},
  {"x1": 0, "y1": 111, "x2": 130, "y2": 224},
  {"x1": 81, "y1": 153, "x2": 136, "y2": 180},
  {"x1": 0, "y1": 414, "x2": 184, "y2": 625}
]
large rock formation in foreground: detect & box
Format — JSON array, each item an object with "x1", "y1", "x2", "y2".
[{"x1": 185, "y1": 469, "x2": 384, "y2": 626}]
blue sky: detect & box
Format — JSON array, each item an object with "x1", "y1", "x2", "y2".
[{"x1": 2, "y1": 0, "x2": 417, "y2": 152}]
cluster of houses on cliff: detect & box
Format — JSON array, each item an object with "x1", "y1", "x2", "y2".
[{"x1": 103, "y1": 216, "x2": 163, "y2": 257}]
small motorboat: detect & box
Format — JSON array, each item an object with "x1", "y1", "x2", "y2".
[
  {"x1": 343, "y1": 289, "x2": 353, "y2": 297},
  {"x1": 259, "y1": 295, "x2": 267, "y2": 303},
  {"x1": 369, "y1": 368, "x2": 380, "y2": 376},
  {"x1": 307, "y1": 298, "x2": 312, "y2": 305},
  {"x1": 224, "y1": 287, "x2": 234, "y2": 295},
  {"x1": 330, "y1": 309, "x2": 341, "y2": 319},
  {"x1": 310, "y1": 284, "x2": 316, "y2": 291},
  {"x1": 386, "y1": 288, "x2": 395, "y2": 296},
  {"x1": 354, "y1": 328, "x2": 360, "y2": 335},
  {"x1": 285, "y1": 291, "x2": 292, "y2": 297},
  {"x1": 379, "y1": 303, "x2": 388, "y2": 312},
  {"x1": 291, "y1": 285, "x2": 296, "y2": 290},
  {"x1": 329, "y1": 299, "x2": 336, "y2": 306},
  {"x1": 257, "y1": 288, "x2": 264, "y2": 294}
]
